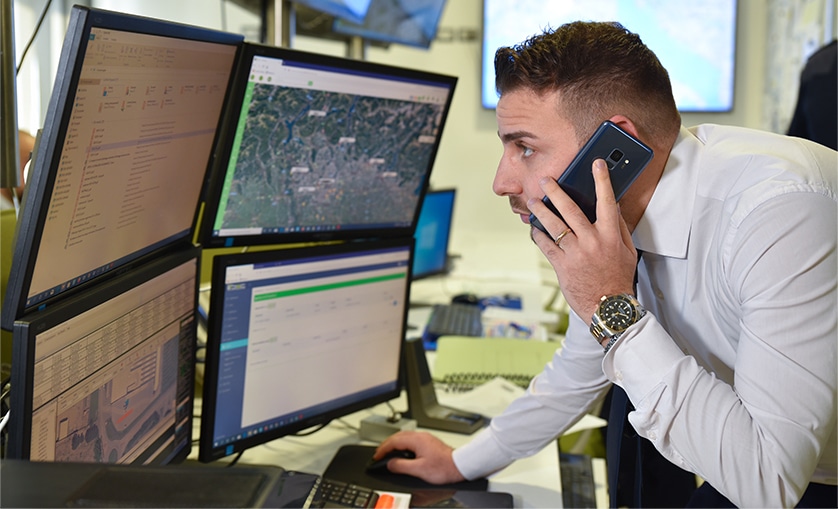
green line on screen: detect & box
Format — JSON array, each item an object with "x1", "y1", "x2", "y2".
[{"x1": 253, "y1": 272, "x2": 405, "y2": 302}]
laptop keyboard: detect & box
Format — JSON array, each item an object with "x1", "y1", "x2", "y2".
[
  {"x1": 559, "y1": 453, "x2": 597, "y2": 509},
  {"x1": 308, "y1": 478, "x2": 379, "y2": 508},
  {"x1": 424, "y1": 303, "x2": 483, "y2": 340}
]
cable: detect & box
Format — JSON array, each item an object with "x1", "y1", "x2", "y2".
[
  {"x1": 16, "y1": 0, "x2": 53, "y2": 75},
  {"x1": 384, "y1": 401, "x2": 403, "y2": 422},
  {"x1": 292, "y1": 421, "x2": 331, "y2": 437},
  {"x1": 334, "y1": 418, "x2": 359, "y2": 432},
  {"x1": 1, "y1": 379, "x2": 10, "y2": 434},
  {"x1": 226, "y1": 450, "x2": 244, "y2": 467}
]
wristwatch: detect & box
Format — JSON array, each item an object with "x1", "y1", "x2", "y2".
[{"x1": 590, "y1": 293, "x2": 646, "y2": 353}]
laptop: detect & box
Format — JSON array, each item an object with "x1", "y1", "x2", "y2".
[{"x1": 412, "y1": 188, "x2": 457, "y2": 280}]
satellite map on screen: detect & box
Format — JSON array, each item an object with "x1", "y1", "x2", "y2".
[
  {"x1": 215, "y1": 82, "x2": 445, "y2": 233},
  {"x1": 482, "y1": 0, "x2": 737, "y2": 111}
]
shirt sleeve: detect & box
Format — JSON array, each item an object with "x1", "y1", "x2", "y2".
[
  {"x1": 603, "y1": 192, "x2": 837, "y2": 507},
  {"x1": 453, "y1": 312, "x2": 611, "y2": 479}
]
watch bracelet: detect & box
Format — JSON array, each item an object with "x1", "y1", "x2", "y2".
[
  {"x1": 601, "y1": 307, "x2": 647, "y2": 354},
  {"x1": 602, "y1": 334, "x2": 620, "y2": 354}
]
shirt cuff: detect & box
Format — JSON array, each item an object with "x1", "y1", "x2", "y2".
[
  {"x1": 601, "y1": 313, "x2": 686, "y2": 402},
  {"x1": 451, "y1": 429, "x2": 513, "y2": 480}
]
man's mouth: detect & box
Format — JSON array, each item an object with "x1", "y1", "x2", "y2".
[
  {"x1": 510, "y1": 198, "x2": 531, "y2": 224},
  {"x1": 510, "y1": 206, "x2": 532, "y2": 224}
]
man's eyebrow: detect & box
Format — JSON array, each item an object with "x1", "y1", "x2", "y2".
[{"x1": 498, "y1": 130, "x2": 536, "y2": 143}]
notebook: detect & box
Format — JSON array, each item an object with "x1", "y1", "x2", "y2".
[{"x1": 433, "y1": 336, "x2": 561, "y2": 391}]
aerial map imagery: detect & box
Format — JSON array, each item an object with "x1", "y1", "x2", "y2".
[{"x1": 216, "y1": 82, "x2": 446, "y2": 233}]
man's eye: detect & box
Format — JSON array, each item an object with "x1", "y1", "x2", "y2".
[{"x1": 521, "y1": 146, "x2": 534, "y2": 157}]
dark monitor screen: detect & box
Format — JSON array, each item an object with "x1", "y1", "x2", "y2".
[
  {"x1": 332, "y1": 0, "x2": 448, "y2": 49},
  {"x1": 199, "y1": 238, "x2": 412, "y2": 462},
  {"x1": 196, "y1": 43, "x2": 457, "y2": 248},
  {"x1": 412, "y1": 188, "x2": 455, "y2": 279},
  {"x1": 1, "y1": 6, "x2": 242, "y2": 330},
  {"x1": 7, "y1": 248, "x2": 200, "y2": 464},
  {"x1": 481, "y1": 0, "x2": 738, "y2": 112}
]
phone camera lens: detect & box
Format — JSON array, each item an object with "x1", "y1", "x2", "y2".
[{"x1": 608, "y1": 149, "x2": 624, "y2": 162}]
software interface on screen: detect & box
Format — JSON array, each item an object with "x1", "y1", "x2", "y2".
[
  {"x1": 412, "y1": 188, "x2": 455, "y2": 279},
  {"x1": 202, "y1": 46, "x2": 455, "y2": 245},
  {"x1": 482, "y1": 0, "x2": 737, "y2": 111},
  {"x1": 201, "y1": 241, "x2": 411, "y2": 460},
  {"x1": 15, "y1": 253, "x2": 198, "y2": 464},
  {"x1": 24, "y1": 25, "x2": 237, "y2": 310}
]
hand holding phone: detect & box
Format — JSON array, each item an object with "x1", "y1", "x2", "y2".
[{"x1": 530, "y1": 120, "x2": 653, "y2": 235}]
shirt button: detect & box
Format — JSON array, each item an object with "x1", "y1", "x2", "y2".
[
  {"x1": 614, "y1": 370, "x2": 623, "y2": 381},
  {"x1": 648, "y1": 431, "x2": 657, "y2": 441},
  {"x1": 655, "y1": 289, "x2": 664, "y2": 300}
]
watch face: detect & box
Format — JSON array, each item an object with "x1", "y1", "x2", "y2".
[{"x1": 601, "y1": 296, "x2": 639, "y2": 332}]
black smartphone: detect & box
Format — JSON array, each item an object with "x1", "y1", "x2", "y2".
[{"x1": 530, "y1": 120, "x2": 653, "y2": 235}]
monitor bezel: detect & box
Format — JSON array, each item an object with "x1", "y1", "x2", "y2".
[
  {"x1": 198, "y1": 237, "x2": 414, "y2": 462},
  {"x1": 195, "y1": 42, "x2": 457, "y2": 249},
  {"x1": 0, "y1": 6, "x2": 243, "y2": 331},
  {"x1": 7, "y1": 247, "x2": 201, "y2": 464},
  {"x1": 411, "y1": 187, "x2": 456, "y2": 280}
]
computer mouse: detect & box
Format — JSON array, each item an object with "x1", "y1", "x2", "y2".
[
  {"x1": 451, "y1": 293, "x2": 480, "y2": 306},
  {"x1": 366, "y1": 449, "x2": 416, "y2": 472}
]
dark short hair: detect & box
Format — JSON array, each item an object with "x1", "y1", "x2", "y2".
[{"x1": 494, "y1": 21, "x2": 680, "y2": 144}]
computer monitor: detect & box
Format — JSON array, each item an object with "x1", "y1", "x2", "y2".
[
  {"x1": 292, "y1": 0, "x2": 373, "y2": 24},
  {"x1": 199, "y1": 238, "x2": 413, "y2": 462},
  {"x1": 332, "y1": 0, "x2": 448, "y2": 49},
  {"x1": 412, "y1": 188, "x2": 455, "y2": 280},
  {"x1": 196, "y1": 42, "x2": 457, "y2": 248},
  {"x1": 1, "y1": 6, "x2": 242, "y2": 330},
  {"x1": 6, "y1": 248, "x2": 200, "y2": 464},
  {"x1": 481, "y1": 0, "x2": 738, "y2": 112}
]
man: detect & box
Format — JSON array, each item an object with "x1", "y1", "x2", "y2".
[
  {"x1": 1, "y1": 130, "x2": 35, "y2": 211},
  {"x1": 787, "y1": 39, "x2": 837, "y2": 150},
  {"x1": 374, "y1": 22, "x2": 837, "y2": 507}
]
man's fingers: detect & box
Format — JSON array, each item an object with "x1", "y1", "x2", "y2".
[
  {"x1": 536, "y1": 177, "x2": 591, "y2": 235},
  {"x1": 592, "y1": 159, "x2": 621, "y2": 229}
]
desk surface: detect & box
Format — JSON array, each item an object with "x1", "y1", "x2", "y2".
[{"x1": 190, "y1": 394, "x2": 566, "y2": 508}]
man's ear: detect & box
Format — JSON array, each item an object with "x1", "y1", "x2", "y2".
[{"x1": 607, "y1": 115, "x2": 641, "y2": 139}]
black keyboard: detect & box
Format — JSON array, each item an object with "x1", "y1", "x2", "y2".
[
  {"x1": 309, "y1": 478, "x2": 379, "y2": 508},
  {"x1": 423, "y1": 303, "x2": 483, "y2": 342},
  {"x1": 559, "y1": 453, "x2": 597, "y2": 508}
]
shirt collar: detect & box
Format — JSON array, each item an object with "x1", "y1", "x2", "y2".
[{"x1": 632, "y1": 126, "x2": 701, "y2": 259}]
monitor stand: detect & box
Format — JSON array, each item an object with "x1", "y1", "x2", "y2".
[{"x1": 402, "y1": 337, "x2": 486, "y2": 434}]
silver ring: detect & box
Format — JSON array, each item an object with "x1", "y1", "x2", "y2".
[{"x1": 554, "y1": 228, "x2": 572, "y2": 248}]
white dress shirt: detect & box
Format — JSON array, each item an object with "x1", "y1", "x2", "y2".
[{"x1": 453, "y1": 125, "x2": 837, "y2": 508}]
